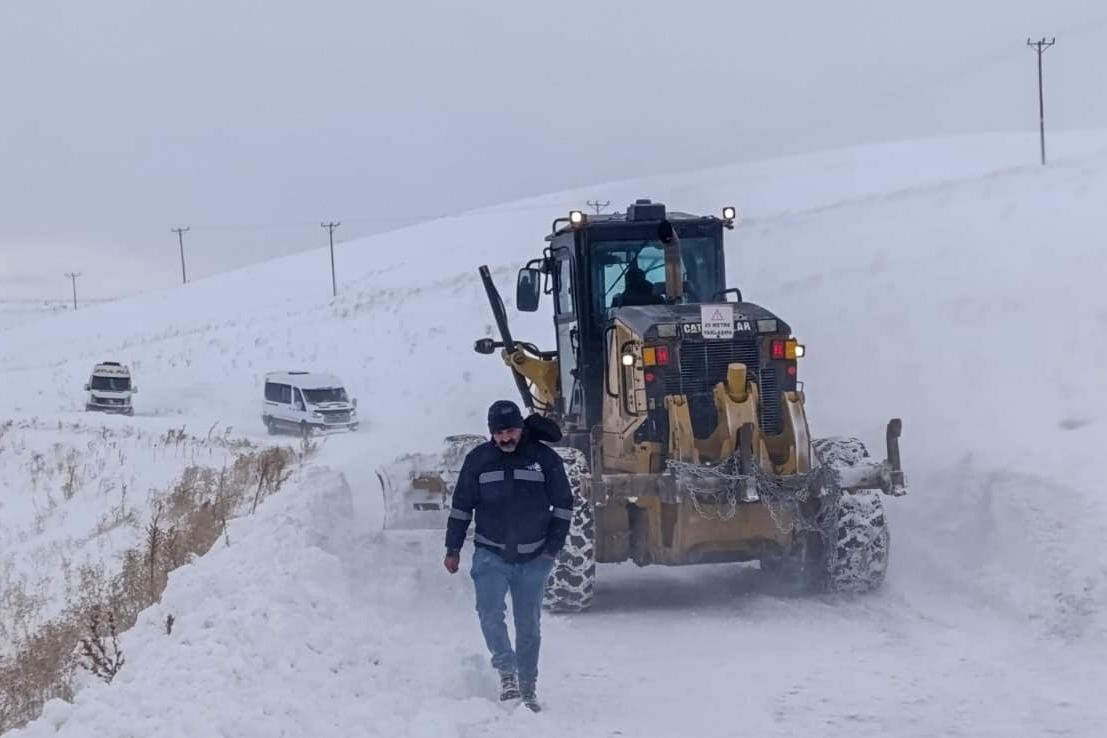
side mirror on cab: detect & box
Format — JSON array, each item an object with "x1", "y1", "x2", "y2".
[
  {"x1": 84, "y1": 383, "x2": 90, "y2": 391},
  {"x1": 516, "y1": 267, "x2": 542, "y2": 312},
  {"x1": 132, "y1": 386, "x2": 139, "y2": 393},
  {"x1": 352, "y1": 397, "x2": 358, "y2": 408}
]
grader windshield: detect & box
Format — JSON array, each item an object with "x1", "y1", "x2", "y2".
[{"x1": 592, "y1": 236, "x2": 721, "y2": 311}]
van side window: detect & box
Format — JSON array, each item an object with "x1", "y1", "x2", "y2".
[
  {"x1": 265, "y1": 382, "x2": 290, "y2": 402},
  {"x1": 280, "y1": 385, "x2": 292, "y2": 404}
]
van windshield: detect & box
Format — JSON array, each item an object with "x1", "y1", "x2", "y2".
[
  {"x1": 90, "y1": 376, "x2": 131, "y2": 391},
  {"x1": 303, "y1": 387, "x2": 348, "y2": 404}
]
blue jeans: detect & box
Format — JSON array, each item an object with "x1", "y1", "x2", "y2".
[{"x1": 470, "y1": 546, "x2": 555, "y2": 684}]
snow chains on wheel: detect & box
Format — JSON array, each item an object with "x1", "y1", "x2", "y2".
[
  {"x1": 813, "y1": 437, "x2": 890, "y2": 594},
  {"x1": 543, "y1": 447, "x2": 596, "y2": 613}
]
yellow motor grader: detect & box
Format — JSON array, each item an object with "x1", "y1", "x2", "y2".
[{"x1": 378, "y1": 199, "x2": 907, "y2": 611}]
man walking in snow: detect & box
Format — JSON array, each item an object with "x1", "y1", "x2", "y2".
[{"x1": 443, "y1": 399, "x2": 574, "y2": 711}]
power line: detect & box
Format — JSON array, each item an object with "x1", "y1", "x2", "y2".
[
  {"x1": 1026, "y1": 36, "x2": 1056, "y2": 166},
  {"x1": 321, "y1": 221, "x2": 341, "y2": 297},
  {"x1": 64, "y1": 272, "x2": 81, "y2": 310},
  {"x1": 171, "y1": 226, "x2": 190, "y2": 284}
]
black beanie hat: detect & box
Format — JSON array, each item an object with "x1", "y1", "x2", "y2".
[{"x1": 488, "y1": 400, "x2": 524, "y2": 432}]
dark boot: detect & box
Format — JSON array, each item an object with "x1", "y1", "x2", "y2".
[
  {"x1": 519, "y1": 679, "x2": 540, "y2": 712},
  {"x1": 499, "y1": 671, "x2": 520, "y2": 701}
]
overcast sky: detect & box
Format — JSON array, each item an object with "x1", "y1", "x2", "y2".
[{"x1": 1, "y1": 0, "x2": 1104, "y2": 301}]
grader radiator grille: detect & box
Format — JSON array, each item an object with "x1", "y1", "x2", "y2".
[{"x1": 665, "y1": 339, "x2": 784, "y2": 436}]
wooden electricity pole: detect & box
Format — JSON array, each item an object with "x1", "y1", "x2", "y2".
[
  {"x1": 321, "y1": 221, "x2": 341, "y2": 297},
  {"x1": 1026, "y1": 36, "x2": 1056, "y2": 166}
]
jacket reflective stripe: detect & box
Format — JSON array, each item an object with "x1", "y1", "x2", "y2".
[
  {"x1": 449, "y1": 508, "x2": 472, "y2": 521},
  {"x1": 551, "y1": 507, "x2": 573, "y2": 521},
  {"x1": 514, "y1": 468, "x2": 545, "y2": 482},
  {"x1": 479, "y1": 469, "x2": 545, "y2": 483},
  {"x1": 474, "y1": 534, "x2": 546, "y2": 554}
]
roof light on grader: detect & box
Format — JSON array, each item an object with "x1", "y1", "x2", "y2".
[
  {"x1": 722, "y1": 206, "x2": 738, "y2": 228},
  {"x1": 569, "y1": 210, "x2": 586, "y2": 227}
]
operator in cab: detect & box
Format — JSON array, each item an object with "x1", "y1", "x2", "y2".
[{"x1": 612, "y1": 263, "x2": 664, "y2": 307}]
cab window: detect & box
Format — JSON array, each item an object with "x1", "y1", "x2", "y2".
[
  {"x1": 592, "y1": 236, "x2": 719, "y2": 312},
  {"x1": 555, "y1": 257, "x2": 573, "y2": 315}
]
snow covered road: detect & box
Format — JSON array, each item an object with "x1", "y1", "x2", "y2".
[{"x1": 20, "y1": 440, "x2": 1107, "y2": 738}]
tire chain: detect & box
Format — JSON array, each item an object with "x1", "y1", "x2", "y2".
[{"x1": 666, "y1": 455, "x2": 843, "y2": 542}]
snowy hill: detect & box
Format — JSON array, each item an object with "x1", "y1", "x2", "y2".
[
  {"x1": 4, "y1": 131, "x2": 1107, "y2": 737},
  {"x1": 0, "y1": 302, "x2": 76, "y2": 332}
]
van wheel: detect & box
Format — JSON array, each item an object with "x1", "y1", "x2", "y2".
[
  {"x1": 264, "y1": 416, "x2": 277, "y2": 435},
  {"x1": 300, "y1": 421, "x2": 311, "y2": 439}
]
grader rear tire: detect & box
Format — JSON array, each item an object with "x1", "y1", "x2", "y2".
[
  {"x1": 542, "y1": 447, "x2": 595, "y2": 613},
  {"x1": 813, "y1": 437, "x2": 890, "y2": 594},
  {"x1": 827, "y1": 489, "x2": 889, "y2": 593}
]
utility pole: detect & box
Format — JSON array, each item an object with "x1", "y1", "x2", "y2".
[
  {"x1": 321, "y1": 221, "x2": 341, "y2": 297},
  {"x1": 171, "y1": 226, "x2": 190, "y2": 284},
  {"x1": 65, "y1": 272, "x2": 81, "y2": 310},
  {"x1": 587, "y1": 199, "x2": 610, "y2": 215},
  {"x1": 1026, "y1": 36, "x2": 1056, "y2": 166}
]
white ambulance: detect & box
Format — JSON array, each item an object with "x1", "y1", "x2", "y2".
[{"x1": 84, "y1": 362, "x2": 137, "y2": 415}]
